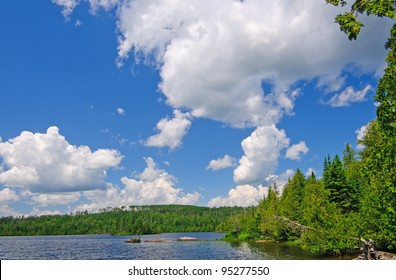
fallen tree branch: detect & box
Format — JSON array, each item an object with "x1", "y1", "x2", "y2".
[{"x1": 274, "y1": 215, "x2": 314, "y2": 231}]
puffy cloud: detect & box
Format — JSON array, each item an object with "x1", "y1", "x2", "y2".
[
  {"x1": 145, "y1": 110, "x2": 192, "y2": 150},
  {"x1": 75, "y1": 157, "x2": 200, "y2": 211},
  {"x1": 206, "y1": 155, "x2": 236, "y2": 171},
  {"x1": 0, "y1": 188, "x2": 20, "y2": 204},
  {"x1": 31, "y1": 193, "x2": 81, "y2": 206},
  {"x1": 116, "y1": 107, "x2": 126, "y2": 116},
  {"x1": 0, "y1": 126, "x2": 123, "y2": 192},
  {"x1": 285, "y1": 141, "x2": 309, "y2": 161},
  {"x1": 115, "y1": 0, "x2": 390, "y2": 128},
  {"x1": 233, "y1": 125, "x2": 290, "y2": 185},
  {"x1": 326, "y1": 85, "x2": 373, "y2": 107},
  {"x1": 208, "y1": 184, "x2": 268, "y2": 207},
  {"x1": 121, "y1": 157, "x2": 200, "y2": 205}
]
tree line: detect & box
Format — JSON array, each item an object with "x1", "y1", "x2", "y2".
[
  {"x1": 221, "y1": 141, "x2": 394, "y2": 255},
  {"x1": 0, "y1": 205, "x2": 244, "y2": 236}
]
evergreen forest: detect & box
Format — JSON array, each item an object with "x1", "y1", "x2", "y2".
[{"x1": 0, "y1": 205, "x2": 244, "y2": 236}]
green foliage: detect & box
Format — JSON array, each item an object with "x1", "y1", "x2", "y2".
[
  {"x1": 323, "y1": 154, "x2": 357, "y2": 212},
  {"x1": 326, "y1": 0, "x2": 395, "y2": 40},
  {"x1": 334, "y1": 12, "x2": 364, "y2": 40},
  {"x1": 280, "y1": 169, "x2": 306, "y2": 222},
  {"x1": 300, "y1": 214, "x2": 360, "y2": 256},
  {"x1": 342, "y1": 144, "x2": 361, "y2": 212},
  {"x1": 376, "y1": 24, "x2": 396, "y2": 134},
  {"x1": 358, "y1": 121, "x2": 396, "y2": 251},
  {"x1": 0, "y1": 205, "x2": 244, "y2": 236}
]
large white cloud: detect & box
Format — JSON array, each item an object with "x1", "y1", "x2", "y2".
[
  {"x1": 115, "y1": 0, "x2": 390, "y2": 128},
  {"x1": 233, "y1": 125, "x2": 290, "y2": 185},
  {"x1": 0, "y1": 127, "x2": 123, "y2": 192},
  {"x1": 53, "y1": 0, "x2": 390, "y2": 127}
]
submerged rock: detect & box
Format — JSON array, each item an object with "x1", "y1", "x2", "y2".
[{"x1": 124, "y1": 238, "x2": 141, "y2": 243}]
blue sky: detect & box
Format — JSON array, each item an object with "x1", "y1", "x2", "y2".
[{"x1": 0, "y1": 0, "x2": 392, "y2": 216}]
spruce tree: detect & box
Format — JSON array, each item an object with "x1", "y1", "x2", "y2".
[{"x1": 323, "y1": 155, "x2": 352, "y2": 212}]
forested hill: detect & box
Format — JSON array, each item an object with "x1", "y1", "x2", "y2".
[{"x1": 0, "y1": 205, "x2": 245, "y2": 236}]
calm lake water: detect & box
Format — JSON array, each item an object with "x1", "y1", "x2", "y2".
[{"x1": 0, "y1": 232, "x2": 342, "y2": 260}]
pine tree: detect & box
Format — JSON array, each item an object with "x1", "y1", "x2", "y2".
[
  {"x1": 342, "y1": 143, "x2": 361, "y2": 212},
  {"x1": 323, "y1": 155, "x2": 353, "y2": 212},
  {"x1": 280, "y1": 169, "x2": 306, "y2": 222}
]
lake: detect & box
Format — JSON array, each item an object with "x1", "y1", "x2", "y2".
[{"x1": 0, "y1": 232, "x2": 344, "y2": 260}]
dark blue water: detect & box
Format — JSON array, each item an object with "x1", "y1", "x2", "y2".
[{"x1": 0, "y1": 232, "x2": 326, "y2": 260}]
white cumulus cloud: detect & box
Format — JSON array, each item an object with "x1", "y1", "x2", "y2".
[
  {"x1": 208, "y1": 184, "x2": 268, "y2": 207},
  {"x1": 285, "y1": 141, "x2": 309, "y2": 161},
  {"x1": 115, "y1": 0, "x2": 389, "y2": 128},
  {"x1": 0, "y1": 126, "x2": 123, "y2": 193},
  {"x1": 75, "y1": 157, "x2": 200, "y2": 211},
  {"x1": 206, "y1": 155, "x2": 236, "y2": 171},
  {"x1": 121, "y1": 157, "x2": 200, "y2": 205},
  {"x1": 0, "y1": 188, "x2": 20, "y2": 204},
  {"x1": 233, "y1": 125, "x2": 290, "y2": 185},
  {"x1": 145, "y1": 110, "x2": 192, "y2": 150}
]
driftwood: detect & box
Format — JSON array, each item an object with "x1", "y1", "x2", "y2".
[
  {"x1": 274, "y1": 215, "x2": 314, "y2": 231},
  {"x1": 357, "y1": 238, "x2": 379, "y2": 260}
]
